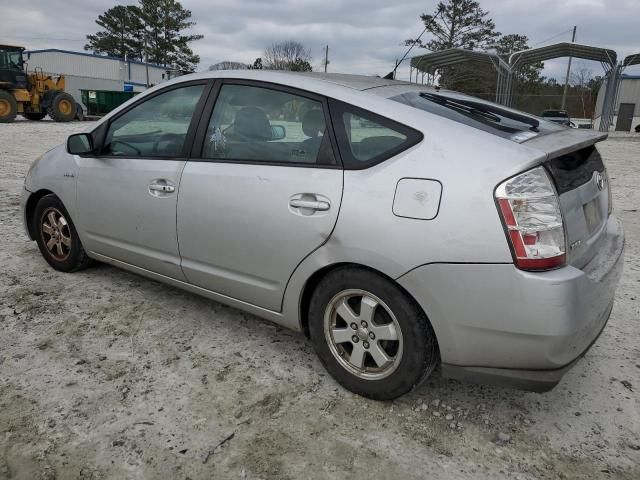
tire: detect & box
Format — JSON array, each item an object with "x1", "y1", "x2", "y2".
[
  {"x1": 0, "y1": 90, "x2": 17, "y2": 123},
  {"x1": 47, "y1": 92, "x2": 76, "y2": 122},
  {"x1": 308, "y1": 266, "x2": 439, "y2": 400},
  {"x1": 75, "y1": 103, "x2": 85, "y2": 121},
  {"x1": 23, "y1": 111, "x2": 47, "y2": 121},
  {"x1": 33, "y1": 194, "x2": 91, "y2": 272}
]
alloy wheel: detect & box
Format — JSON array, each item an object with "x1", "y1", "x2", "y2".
[
  {"x1": 40, "y1": 207, "x2": 72, "y2": 261},
  {"x1": 324, "y1": 289, "x2": 403, "y2": 380}
]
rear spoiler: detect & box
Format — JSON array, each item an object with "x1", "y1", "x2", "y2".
[{"x1": 522, "y1": 128, "x2": 607, "y2": 158}]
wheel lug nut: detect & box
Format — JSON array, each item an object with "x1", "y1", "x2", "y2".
[
  {"x1": 361, "y1": 321, "x2": 368, "y2": 328},
  {"x1": 369, "y1": 332, "x2": 375, "y2": 340},
  {"x1": 363, "y1": 341, "x2": 369, "y2": 349},
  {"x1": 350, "y1": 323, "x2": 358, "y2": 330},
  {"x1": 352, "y1": 335, "x2": 359, "y2": 343}
]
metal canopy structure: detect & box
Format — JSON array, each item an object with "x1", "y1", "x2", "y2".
[
  {"x1": 410, "y1": 41, "x2": 631, "y2": 131},
  {"x1": 410, "y1": 48, "x2": 511, "y2": 104},
  {"x1": 509, "y1": 42, "x2": 617, "y2": 70},
  {"x1": 411, "y1": 48, "x2": 508, "y2": 72},
  {"x1": 623, "y1": 53, "x2": 640, "y2": 67}
]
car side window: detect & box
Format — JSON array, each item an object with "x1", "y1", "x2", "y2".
[
  {"x1": 330, "y1": 100, "x2": 423, "y2": 169},
  {"x1": 202, "y1": 84, "x2": 336, "y2": 165},
  {"x1": 103, "y1": 84, "x2": 205, "y2": 157}
]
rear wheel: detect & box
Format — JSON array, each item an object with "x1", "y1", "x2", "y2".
[
  {"x1": 23, "y1": 111, "x2": 47, "y2": 121},
  {"x1": 47, "y1": 92, "x2": 76, "y2": 122},
  {"x1": 33, "y1": 194, "x2": 91, "y2": 272},
  {"x1": 0, "y1": 90, "x2": 17, "y2": 123},
  {"x1": 308, "y1": 267, "x2": 439, "y2": 400}
]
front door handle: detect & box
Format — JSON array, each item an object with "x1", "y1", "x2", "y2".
[
  {"x1": 149, "y1": 178, "x2": 176, "y2": 196},
  {"x1": 289, "y1": 198, "x2": 330, "y2": 211},
  {"x1": 149, "y1": 184, "x2": 175, "y2": 193}
]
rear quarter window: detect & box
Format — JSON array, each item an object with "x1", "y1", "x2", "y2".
[{"x1": 329, "y1": 99, "x2": 423, "y2": 169}]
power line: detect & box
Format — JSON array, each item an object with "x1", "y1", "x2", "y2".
[{"x1": 531, "y1": 29, "x2": 575, "y2": 47}]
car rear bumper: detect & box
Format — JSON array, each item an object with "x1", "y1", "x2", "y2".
[{"x1": 397, "y1": 215, "x2": 624, "y2": 390}]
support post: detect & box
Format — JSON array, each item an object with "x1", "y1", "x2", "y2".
[{"x1": 561, "y1": 26, "x2": 577, "y2": 110}]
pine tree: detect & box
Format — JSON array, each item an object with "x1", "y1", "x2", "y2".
[
  {"x1": 85, "y1": 5, "x2": 144, "y2": 61},
  {"x1": 138, "y1": 0, "x2": 203, "y2": 71}
]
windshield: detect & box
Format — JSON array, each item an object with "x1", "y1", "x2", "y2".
[
  {"x1": 0, "y1": 49, "x2": 23, "y2": 69},
  {"x1": 390, "y1": 90, "x2": 564, "y2": 143}
]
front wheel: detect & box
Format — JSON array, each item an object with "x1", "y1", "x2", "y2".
[
  {"x1": 33, "y1": 194, "x2": 91, "y2": 272},
  {"x1": 308, "y1": 267, "x2": 439, "y2": 400},
  {"x1": 47, "y1": 92, "x2": 76, "y2": 122}
]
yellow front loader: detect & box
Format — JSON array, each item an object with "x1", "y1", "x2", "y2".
[{"x1": 0, "y1": 44, "x2": 76, "y2": 123}]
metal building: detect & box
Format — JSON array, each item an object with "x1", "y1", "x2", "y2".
[
  {"x1": 24, "y1": 49, "x2": 172, "y2": 114},
  {"x1": 594, "y1": 74, "x2": 640, "y2": 132}
]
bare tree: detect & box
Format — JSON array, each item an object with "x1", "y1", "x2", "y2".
[
  {"x1": 263, "y1": 40, "x2": 312, "y2": 71},
  {"x1": 209, "y1": 61, "x2": 249, "y2": 71},
  {"x1": 570, "y1": 67, "x2": 594, "y2": 119}
]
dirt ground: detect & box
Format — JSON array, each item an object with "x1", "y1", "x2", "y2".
[{"x1": 0, "y1": 120, "x2": 638, "y2": 480}]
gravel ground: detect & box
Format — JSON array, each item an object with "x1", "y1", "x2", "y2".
[{"x1": 0, "y1": 120, "x2": 639, "y2": 480}]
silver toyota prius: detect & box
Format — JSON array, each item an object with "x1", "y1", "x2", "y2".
[{"x1": 21, "y1": 71, "x2": 624, "y2": 400}]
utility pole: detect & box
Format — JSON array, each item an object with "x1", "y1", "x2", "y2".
[
  {"x1": 144, "y1": 35, "x2": 150, "y2": 89},
  {"x1": 561, "y1": 26, "x2": 577, "y2": 110},
  {"x1": 324, "y1": 45, "x2": 329, "y2": 73}
]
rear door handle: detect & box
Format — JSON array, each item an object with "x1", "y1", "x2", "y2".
[{"x1": 289, "y1": 198, "x2": 330, "y2": 211}]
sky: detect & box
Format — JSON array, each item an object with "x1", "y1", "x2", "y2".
[{"x1": 2, "y1": 0, "x2": 639, "y2": 81}]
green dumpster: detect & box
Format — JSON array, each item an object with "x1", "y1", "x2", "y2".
[{"x1": 80, "y1": 89, "x2": 139, "y2": 116}]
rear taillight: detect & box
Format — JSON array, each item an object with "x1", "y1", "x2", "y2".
[{"x1": 495, "y1": 166, "x2": 566, "y2": 271}]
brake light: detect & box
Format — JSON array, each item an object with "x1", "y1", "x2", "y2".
[{"x1": 495, "y1": 166, "x2": 566, "y2": 271}]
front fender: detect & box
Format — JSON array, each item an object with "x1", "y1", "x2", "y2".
[{"x1": 24, "y1": 144, "x2": 79, "y2": 221}]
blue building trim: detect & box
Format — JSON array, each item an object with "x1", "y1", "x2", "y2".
[{"x1": 26, "y1": 48, "x2": 167, "y2": 70}]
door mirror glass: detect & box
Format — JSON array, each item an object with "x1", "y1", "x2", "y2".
[
  {"x1": 271, "y1": 125, "x2": 286, "y2": 140},
  {"x1": 67, "y1": 133, "x2": 94, "y2": 155}
]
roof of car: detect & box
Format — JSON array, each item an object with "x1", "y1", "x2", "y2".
[
  {"x1": 187, "y1": 69, "x2": 415, "y2": 92},
  {"x1": 298, "y1": 73, "x2": 414, "y2": 91}
]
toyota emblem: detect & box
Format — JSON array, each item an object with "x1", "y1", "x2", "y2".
[{"x1": 594, "y1": 171, "x2": 605, "y2": 191}]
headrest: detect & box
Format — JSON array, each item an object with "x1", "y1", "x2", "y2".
[
  {"x1": 233, "y1": 107, "x2": 272, "y2": 140},
  {"x1": 302, "y1": 109, "x2": 325, "y2": 138}
]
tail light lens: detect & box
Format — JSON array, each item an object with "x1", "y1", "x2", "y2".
[{"x1": 495, "y1": 166, "x2": 566, "y2": 271}]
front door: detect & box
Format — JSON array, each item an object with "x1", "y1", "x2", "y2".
[
  {"x1": 615, "y1": 103, "x2": 635, "y2": 131},
  {"x1": 76, "y1": 82, "x2": 208, "y2": 279},
  {"x1": 178, "y1": 82, "x2": 343, "y2": 311}
]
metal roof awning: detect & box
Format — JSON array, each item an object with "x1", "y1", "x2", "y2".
[
  {"x1": 623, "y1": 53, "x2": 640, "y2": 67},
  {"x1": 509, "y1": 42, "x2": 617, "y2": 69},
  {"x1": 411, "y1": 48, "x2": 508, "y2": 74}
]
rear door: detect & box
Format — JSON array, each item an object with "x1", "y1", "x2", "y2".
[
  {"x1": 177, "y1": 81, "x2": 343, "y2": 311},
  {"x1": 76, "y1": 81, "x2": 210, "y2": 279}
]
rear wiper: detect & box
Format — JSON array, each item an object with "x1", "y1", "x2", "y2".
[{"x1": 420, "y1": 92, "x2": 539, "y2": 131}]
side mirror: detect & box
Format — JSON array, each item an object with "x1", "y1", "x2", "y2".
[
  {"x1": 271, "y1": 125, "x2": 286, "y2": 141},
  {"x1": 67, "y1": 133, "x2": 94, "y2": 155}
]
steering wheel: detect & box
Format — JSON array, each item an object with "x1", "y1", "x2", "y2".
[{"x1": 111, "y1": 140, "x2": 142, "y2": 156}]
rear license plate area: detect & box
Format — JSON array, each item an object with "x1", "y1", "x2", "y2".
[{"x1": 583, "y1": 199, "x2": 601, "y2": 234}]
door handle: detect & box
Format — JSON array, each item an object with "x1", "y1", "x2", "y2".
[
  {"x1": 149, "y1": 183, "x2": 175, "y2": 193},
  {"x1": 289, "y1": 198, "x2": 330, "y2": 211}
]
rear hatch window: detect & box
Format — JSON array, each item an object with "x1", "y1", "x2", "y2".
[{"x1": 390, "y1": 91, "x2": 564, "y2": 143}]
